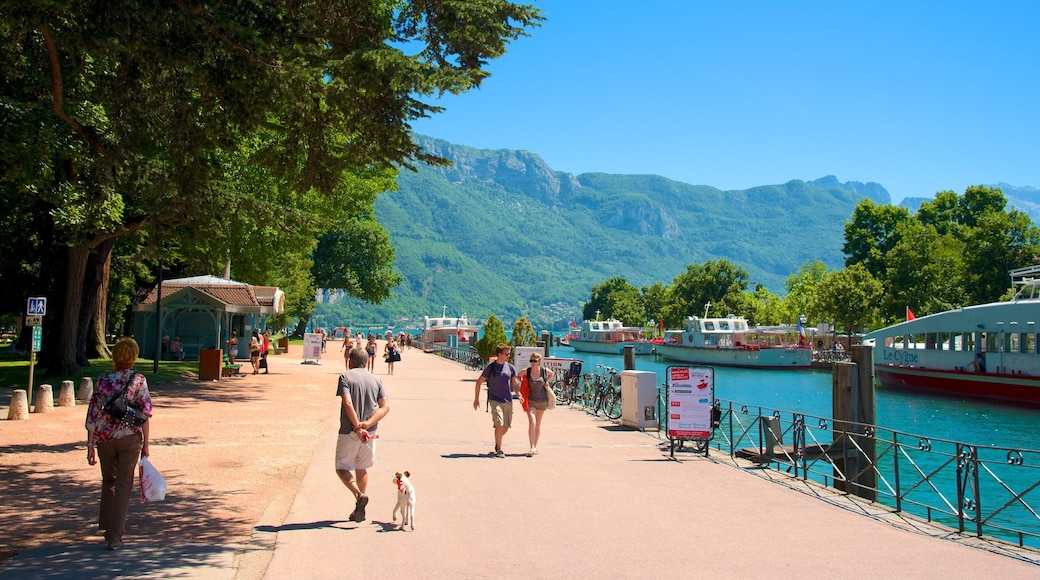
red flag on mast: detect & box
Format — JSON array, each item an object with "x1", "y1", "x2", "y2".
[{"x1": 907, "y1": 307, "x2": 916, "y2": 321}]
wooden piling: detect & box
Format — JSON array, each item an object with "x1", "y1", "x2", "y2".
[
  {"x1": 831, "y1": 346, "x2": 877, "y2": 501},
  {"x1": 623, "y1": 346, "x2": 635, "y2": 370}
]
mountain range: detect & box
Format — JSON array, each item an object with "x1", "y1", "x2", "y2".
[{"x1": 318, "y1": 135, "x2": 1032, "y2": 330}]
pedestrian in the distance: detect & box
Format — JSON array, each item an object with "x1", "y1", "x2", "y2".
[
  {"x1": 335, "y1": 348, "x2": 390, "y2": 523},
  {"x1": 249, "y1": 330, "x2": 261, "y2": 374},
  {"x1": 365, "y1": 334, "x2": 378, "y2": 372},
  {"x1": 260, "y1": 329, "x2": 271, "y2": 374}
]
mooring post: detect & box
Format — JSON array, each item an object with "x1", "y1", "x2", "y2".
[
  {"x1": 623, "y1": 345, "x2": 635, "y2": 370},
  {"x1": 832, "y1": 345, "x2": 877, "y2": 501}
]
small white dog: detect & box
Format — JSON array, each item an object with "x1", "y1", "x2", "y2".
[{"x1": 392, "y1": 471, "x2": 416, "y2": 531}]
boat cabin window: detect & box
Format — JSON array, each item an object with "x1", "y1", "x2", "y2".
[
  {"x1": 1027, "y1": 333, "x2": 1037, "y2": 354},
  {"x1": 1008, "y1": 333, "x2": 1020, "y2": 354},
  {"x1": 703, "y1": 321, "x2": 715, "y2": 331},
  {"x1": 962, "y1": 333, "x2": 974, "y2": 352},
  {"x1": 925, "y1": 333, "x2": 937, "y2": 350},
  {"x1": 891, "y1": 335, "x2": 905, "y2": 349},
  {"x1": 937, "y1": 332, "x2": 950, "y2": 350},
  {"x1": 986, "y1": 332, "x2": 998, "y2": 353},
  {"x1": 911, "y1": 333, "x2": 925, "y2": 349},
  {"x1": 719, "y1": 320, "x2": 730, "y2": 331}
]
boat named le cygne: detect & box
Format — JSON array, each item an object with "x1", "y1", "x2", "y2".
[{"x1": 863, "y1": 265, "x2": 1040, "y2": 405}]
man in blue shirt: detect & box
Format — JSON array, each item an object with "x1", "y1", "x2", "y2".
[{"x1": 473, "y1": 343, "x2": 521, "y2": 458}]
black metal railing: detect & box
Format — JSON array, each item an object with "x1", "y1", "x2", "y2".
[{"x1": 657, "y1": 388, "x2": 1040, "y2": 548}]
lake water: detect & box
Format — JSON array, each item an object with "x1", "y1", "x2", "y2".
[{"x1": 549, "y1": 345, "x2": 1040, "y2": 450}]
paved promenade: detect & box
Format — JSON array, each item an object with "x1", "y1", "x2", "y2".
[{"x1": 3, "y1": 346, "x2": 1040, "y2": 578}]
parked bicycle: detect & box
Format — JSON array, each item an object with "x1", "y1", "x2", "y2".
[
  {"x1": 465, "y1": 353, "x2": 484, "y2": 371},
  {"x1": 550, "y1": 361, "x2": 583, "y2": 405},
  {"x1": 582, "y1": 364, "x2": 622, "y2": 419}
]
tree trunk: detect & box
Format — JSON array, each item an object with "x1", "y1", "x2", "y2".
[
  {"x1": 76, "y1": 238, "x2": 114, "y2": 366},
  {"x1": 88, "y1": 239, "x2": 115, "y2": 359},
  {"x1": 55, "y1": 245, "x2": 90, "y2": 375}
]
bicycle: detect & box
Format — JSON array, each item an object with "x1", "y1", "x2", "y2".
[
  {"x1": 550, "y1": 361, "x2": 583, "y2": 405},
  {"x1": 586, "y1": 364, "x2": 622, "y2": 419},
  {"x1": 465, "y1": 353, "x2": 484, "y2": 371}
]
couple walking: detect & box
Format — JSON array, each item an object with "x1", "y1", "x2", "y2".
[{"x1": 472, "y1": 344, "x2": 552, "y2": 458}]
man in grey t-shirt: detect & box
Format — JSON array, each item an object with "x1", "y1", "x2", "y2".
[{"x1": 336, "y1": 348, "x2": 390, "y2": 522}]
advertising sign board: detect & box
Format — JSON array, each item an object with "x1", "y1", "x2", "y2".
[{"x1": 667, "y1": 366, "x2": 714, "y2": 440}]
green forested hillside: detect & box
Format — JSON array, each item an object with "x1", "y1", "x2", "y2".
[{"x1": 317, "y1": 136, "x2": 890, "y2": 330}]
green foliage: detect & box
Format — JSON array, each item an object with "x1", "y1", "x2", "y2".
[
  {"x1": 811, "y1": 264, "x2": 884, "y2": 338},
  {"x1": 781, "y1": 259, "x2": 829, "y2": 325},
  {"x1": 846, "y1": 185, "x2": 1040, "y2": 320},
  {"x1": 0, "y1": 2, "x2": 543, "y2": 372},
  {"x1": 842, "y1": 200, "x2": 914, "y2": 280},
  {"x1": 582, "y1": 277, "x2": 644, "y2": 326},
  {"x1": 661, "y1": 260, "x2": 749, "y2": 327},
  {"x1": 475, "y1": 315, "x2": 508, "y2": 362},
  {"x1": 511, "y1": 317, "x2": 537, "y2": 349}
]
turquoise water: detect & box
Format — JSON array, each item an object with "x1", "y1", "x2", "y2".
[{"x1": 550, "y1": 345, "x2": 1040, "y2": 450}]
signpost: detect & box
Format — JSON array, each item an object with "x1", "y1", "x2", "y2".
[{"x1": 26, "y1": 297, "x2": 46, "y2": 408}]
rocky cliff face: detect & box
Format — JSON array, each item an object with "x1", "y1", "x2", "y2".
[
  {"x1": 810, "y1": 175, "x2": 890, "y2": 204},
  {"x1": 413, "y1": 134, "x2": 582, "y2": 205}
]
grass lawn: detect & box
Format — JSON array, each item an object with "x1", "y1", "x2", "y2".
[{"x1": 0, "y1": 337, "x2": 304, "y2": 397}]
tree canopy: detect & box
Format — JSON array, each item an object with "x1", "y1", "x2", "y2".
[{"x1": 0, "y1": 0, "x2": 542, "y2": 372}]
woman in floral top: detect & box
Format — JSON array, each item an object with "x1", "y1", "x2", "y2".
[{"x1": 85, "y1": 337, "x2": 152, "y2": 550}]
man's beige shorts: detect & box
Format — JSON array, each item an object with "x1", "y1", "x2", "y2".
[{"x1": 489, "y1": 400, "x2": 513, "y2": 429}]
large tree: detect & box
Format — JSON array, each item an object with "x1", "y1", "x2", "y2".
[
  {"x1": 811, "y1": 264, "x2": 883, "y2": 343},
  {"x1": 661, "y1": 259, "x2": 749, "y2": 327},
  {"x1": 582, "y1": 276, "x2": 643, "y2": 326},
  {"x1": 0, "y1": 1, "x2": 542, "y2": 373}
]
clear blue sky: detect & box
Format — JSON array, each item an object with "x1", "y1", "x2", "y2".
[{"x1": 410, "y1": 1, "x2": 1040, "y2": 204}]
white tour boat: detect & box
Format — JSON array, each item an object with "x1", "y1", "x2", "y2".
[
  {"x1": 421, "y1": 315, "x2": 480, "y2": 345},
  {"x1": 567, "y1": 319, "x2": 654, "y2": 355},
  {"x1": 656, "y1": 315, "x2": 811, "y2": 369},
  {"x1": 863, "y1": 265, "x2": 1040, "y2": 405}
]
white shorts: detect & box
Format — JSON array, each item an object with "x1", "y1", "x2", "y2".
[{"x1": 335, "y1": 432, "x2": 376, "y2": 471}]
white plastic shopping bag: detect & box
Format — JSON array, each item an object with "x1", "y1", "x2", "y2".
[{"x1": 138, "y1": 456, "x2": 167, "y2": 502}]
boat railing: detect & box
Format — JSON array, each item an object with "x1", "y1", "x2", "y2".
[
  {"x1": 655, "y1": 391, "x2": 1040, "y2": 549},
  {"x1": 415, "y1": 338, "x2": 476, "y2": 365},
  {"x1": 813, "y1": 349, "x2": 851, "y2": 364}
]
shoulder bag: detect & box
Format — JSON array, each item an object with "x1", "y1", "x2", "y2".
[{"x1": 102, "y1": 371, "x2": 148, "y2": 427}]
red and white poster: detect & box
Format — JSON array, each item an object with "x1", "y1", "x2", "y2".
[{"x1": 667, "y1": 366, "x2": 713, "y2": 439}]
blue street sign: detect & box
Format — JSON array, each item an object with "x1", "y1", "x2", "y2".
[{"x1": 27, "y1": 297, "x2": 46, "y2": 316}]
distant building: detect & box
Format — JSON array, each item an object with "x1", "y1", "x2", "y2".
[{"x1": 133, "y1": 275, "x2": 284, "y2": 360}]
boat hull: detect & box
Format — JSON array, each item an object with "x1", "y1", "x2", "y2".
[
  {"x1": 875, "y1": 365, "x2": 1040, "y2": 405},
  {"x1": 655, "y1": 344, "x2": 811, "y2": 369},
  {"x1": 569, "y1": 339, "x2": 654, "y2": 355}
]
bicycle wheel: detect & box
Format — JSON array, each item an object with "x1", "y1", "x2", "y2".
[
  {"x1": 550, "y1": 380, "x2": 570, "y2": 404},
  {"x1": 577, "y1": 375, "x2": 595, "y2": 409},
  {"x1": 604, "y1": 389, "x2": 622, "y2": 419}
]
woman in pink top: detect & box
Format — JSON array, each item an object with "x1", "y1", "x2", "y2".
[{"x1": 85, "y1": 337, "x2": 153, "y2": 550}]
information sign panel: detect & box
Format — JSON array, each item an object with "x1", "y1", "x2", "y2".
[
  {"x1": 31, "y1": 326, "x2": 42, "y2": 352},
  {"x1": 26, "y1": 315, "x2": 43, "y2": 326},
  {"x1": 667, "y1": 366, "x2": 714, "y2": 439},
  {"x1": 303, "y1": 332, "x2": 322, "y2": 361},
  {"x1": 27, "y1": 297, "x2": 46, "y2": 316}
]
